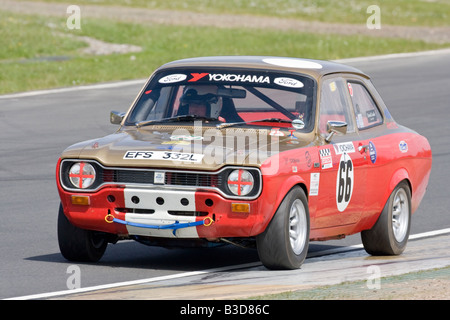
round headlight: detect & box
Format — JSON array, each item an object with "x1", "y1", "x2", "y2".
[
  {"x1": 69, "y1": 162, "x2": 96, "y2": 189},
  {"x1": 227, "y1": 169, "x2": 254, "y2": 196}
]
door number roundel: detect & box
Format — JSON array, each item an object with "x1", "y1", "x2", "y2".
[{"x1": 336, "y1": 153, "x2": 354, "y2": 212}]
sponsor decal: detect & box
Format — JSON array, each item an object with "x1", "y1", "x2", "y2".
[
  {"x1": 158, "y1": 74, "x2": 187, "y2": 84},
  {"x1": 369, "y1": 141, "x2": 377, "y2": 164},
  {"x1": 336, "y1": 153, "x2": 353, "y2": 212},
  {"x1": 347, "y1": 82, "x2": 353, "y2": 97},
  {"x1": 154, "y1": 171, "x2": 165, "y2": 184},
  {"x1": 399, "y1": 140, "x2": 408, "y2": 153},
  {"x1": 188, "y1": 73, "x2": 209, "y2": 82},
  {"x1": 274, "y1": 77, "x2": 304, "y2": 88},
  {"x1": 123, "y1": 151, "x2": 204, "y2": 163},
  {"x1": 366, "y1": 110, "x2": 377, "y2": 123},
  {"x1": 356, "y1": 113, "x2": 364, "y2": 129},
  {"x1": 305, "y1": 151, "x2": 312, "y2": 168},
  {"x1": 208, "y1": 73, "x2": 270, "y2": 83},
  {"x1": 319, "y1": 148, "x2": 333, "y2": 169},
  {"x1": 309, "y1": 172, "x2": 320, "y2": 196},
  {"x1": 329, "y1": 81, "x2": 337, "y2": 92},
  {"x1": 334, "y1": 142, "x2": 356, "y2": 155}
]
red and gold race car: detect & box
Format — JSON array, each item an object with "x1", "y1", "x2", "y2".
[{"x1": 56, "y1": 56, "x2": 432, "y2": 269}]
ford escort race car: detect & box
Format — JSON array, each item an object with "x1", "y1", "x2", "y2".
[{"x1": 57, "y1": 56, "x2": 432, "y2": 270}]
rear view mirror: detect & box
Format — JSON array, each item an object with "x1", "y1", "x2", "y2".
[
  {"x1": 217, "y1": 88, "x2": 247, "y2": 99},
  {"x1": 326, "y1": 120, "x2": 347, "y2": 142},
  {"x1": 110, "y1": 111, "x2": 126, "y2": 125}
]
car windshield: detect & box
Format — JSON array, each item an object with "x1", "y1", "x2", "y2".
[{"x1": 125, "y1": 68, "x2": 316, "y2": 132}]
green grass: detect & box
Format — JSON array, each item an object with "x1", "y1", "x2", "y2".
[
  {"x1": 21, "y1": 0, "x2": 450, "y2": 27},
  {"x1": 1, "y1": 7, "x2": 449, "y2": 94}
]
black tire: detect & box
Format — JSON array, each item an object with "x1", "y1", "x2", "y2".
[
  {"x1": 57, "y1": 203, "x2": 107, "y2": 262},
  {"x1": 361, "y1": 181, "x2": 411, "y2": 255},
  {"x1": 256, "y1": 186, "x2": 310, "y2": 270}
]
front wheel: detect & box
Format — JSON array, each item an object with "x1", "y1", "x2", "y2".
[
  {"x1": 361, "y1": 181, "x2": 411, "y2": 255},
  {"x1": 256, "y1": 186, "x2": 310, "y2": 270},
  {"x1": 57, "y1": 204, "x2": 107, "y2": 262}
]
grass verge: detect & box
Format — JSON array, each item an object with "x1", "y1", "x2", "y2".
[
  {"x1": 1, "y1": 9, "x2": 449, "y2": 94},
  {"x1": 21, "y1": 0, "x2": 450, "y2": 27}
]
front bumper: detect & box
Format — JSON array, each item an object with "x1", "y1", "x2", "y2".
[{"x1": 57, "y1": 180, "x2": 270, "y2": 240}]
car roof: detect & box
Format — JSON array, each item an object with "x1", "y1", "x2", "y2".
[{"x1": 158, "y1": 56, "x2": 369, "y2": 80}]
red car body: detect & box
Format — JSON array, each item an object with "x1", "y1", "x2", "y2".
[{"x1": 56, "y1": 56, "x2": 431, "y2": 269}]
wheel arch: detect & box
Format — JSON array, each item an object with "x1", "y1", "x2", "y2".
[
  {"x1": 274, "y1": 176, "x2": 309, "y2": 210},
  {"x1": 387, "y1": 168, "x2": 412, "y2": 202},
  {"x1": 261, "y1": 176, "x2": 309, "y2": 230}
]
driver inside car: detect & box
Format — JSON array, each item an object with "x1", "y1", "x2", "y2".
[{"x1": 178, "y1": 85, "x2": 222, "y2": 118}]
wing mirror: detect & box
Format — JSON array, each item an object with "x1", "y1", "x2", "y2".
[
  {"x1": 110, "y1": 111, "x2": 126, "y2": 125},
  {"x1": 325, "y1": 120, "x2": 347, "y2": 142}
]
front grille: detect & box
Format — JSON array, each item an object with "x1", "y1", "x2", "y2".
[
  {"x1": 165, "y1": 172, "x2": 222, "y2": 188},
  {"x1": 101, "y1": 170, "x2": 222, "y2": 187},
  {"x1": 103, "y1": 169, "x2": 154, "y2": 184},
  {"x1": 60, "y1": 159, "x2": 262, "y2": 199}
]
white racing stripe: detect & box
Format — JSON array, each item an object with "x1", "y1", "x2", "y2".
[{"x1": 5, "y1": 228, "x2": 450, "y2": 300}]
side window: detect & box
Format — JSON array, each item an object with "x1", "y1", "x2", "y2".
[
  {"x1": 348, "y1": 82, "x2": 383, "y2": 130},
  {"x1": 319, "y1": 78, "x2": 355, "y2": 134}
]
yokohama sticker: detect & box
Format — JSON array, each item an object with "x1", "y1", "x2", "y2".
[
  {"x1": 336, "y1": 153, "x2": 354, "y2": 212},
  {"x1": 208, "y1": 73, "x2": 270, "y2": 83},
  {"x1": 334, "y1": 142, "x2": 355, "y2": 155}
]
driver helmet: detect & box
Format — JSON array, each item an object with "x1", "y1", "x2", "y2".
[{"x1": 180, "y1": 85, "x2": 223, "y2": 118}]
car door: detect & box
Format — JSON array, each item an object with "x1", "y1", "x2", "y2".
[
  {"x1": 314, "y1": 76, "x2": 367, "y2": 229},
  {"x1": 346, "y1": 78, "x2": 386, "y2": 218}
]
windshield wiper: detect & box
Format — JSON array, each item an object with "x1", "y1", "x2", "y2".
[
  {"x1": 216, "y1": 118, "x2": 292, "y2": 129},
  {"x1": 137, "y1": 115, "x2": 219, "y2": 128}
]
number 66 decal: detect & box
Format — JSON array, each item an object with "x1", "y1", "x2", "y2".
[{"x1": 336, "y1": 153, "x2": 354, "y2": 212}]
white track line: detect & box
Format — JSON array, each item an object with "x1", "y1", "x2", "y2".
[
  {"x1": 0, "y1": 79, "x2": 146, "y2": 100},
  {"x1": 5, "y1": 228, "x2": 450, "y2": 300},
  {"x1": 335, "y1": 47, "x2": 450, "y2": 64}
]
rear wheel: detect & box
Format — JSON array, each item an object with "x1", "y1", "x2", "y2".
[
  {"x1": 361, "y1": 181, "x2": 411, "y2": 255},
  {"x1": 256, "y1": 187, "x2": 310, "y2": 270},
  {"x1": 57, "y1": 204, "x2": 107, "y2": 262}
]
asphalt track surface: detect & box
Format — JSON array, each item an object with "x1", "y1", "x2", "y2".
[{"x1": 1, "y1": 50, "x2": 450, "y2": 300}]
